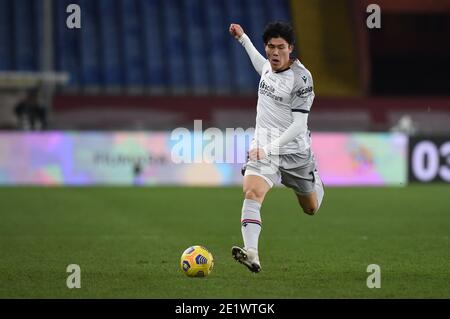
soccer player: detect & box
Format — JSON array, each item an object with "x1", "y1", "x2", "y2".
[{"x1": 229, "y1": 22, "x2": 325, "y2": 273}]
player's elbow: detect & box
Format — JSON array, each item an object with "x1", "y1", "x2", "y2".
[
  {"x1": 290, "y1": 120, "x2": 307, "y2": 134},
  {"x1": 297, "y1": 127, "x2": 308, "y2": 136}
]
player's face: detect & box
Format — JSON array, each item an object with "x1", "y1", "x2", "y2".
[{"x1": 265, "y1": 37, "x2": 293, "y2": 71}]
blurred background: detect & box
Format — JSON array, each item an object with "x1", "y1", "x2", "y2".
[
  {"x1": 0, "y1": 0, "x2": 449, "y2": 186},
  {"x1": 0, "y1": 0, "x2": 449, "y2": 300}
]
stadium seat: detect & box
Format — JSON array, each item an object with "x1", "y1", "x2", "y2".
[
  {"x1": 54, "y1": 0, "x2": 81, "y2": 88},
  {"x1": 98, "y1": 0, "x2": 123, "y2": 90},
  {"x1": 266, "y1": 0, "x2": 291, "y2": 22},
  {"x1": 183, "y1": 0, "x2": 210, "y2": 94},
  {"x1": 205, "y1": 0, "x2": 232, "y2": 94},
  {"x1": 0, "y1": 0, "x2": 13, "y2": 70},
  {"x1": 225, "y1": 0, "x2": 258, "y2": 93},
  {"x1": 79, "y1": 0, "x2": 101, "y2": 89},
  {"x1": 162, "y1": 0, "x2": 188, "y2": 93},
  {"x1": 120, "y1": 0, "x2": 145, "y2": 91},
  {"x1": 141, "y1": 0, "x2": 166, "y2": 93},
  {"x1": 14, "y1": 0, "x2": 38, "y2": 71},
  {"x1": 1, "y1": 0, "x2": 294, "y2": 94}
]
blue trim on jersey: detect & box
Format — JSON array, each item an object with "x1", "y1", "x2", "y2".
[{"x1": 292, "y1": 109, "x2": 310, "y2": 113}]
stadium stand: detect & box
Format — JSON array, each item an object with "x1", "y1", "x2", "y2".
[{"x1": 0, "y1": 0, "x2": 449, "y2": 132}]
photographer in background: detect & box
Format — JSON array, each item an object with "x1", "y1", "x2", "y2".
[{"x1": 14, "y1": 89, "x2": 48, "y2": 131}]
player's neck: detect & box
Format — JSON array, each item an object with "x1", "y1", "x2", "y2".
[{"x1": 273, "y1": 59, "x2": 294, "y2": 73}]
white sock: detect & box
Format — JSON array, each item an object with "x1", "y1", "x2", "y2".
[
  {"x1": 241, "y1": 199, "x2": 262, "y2": 253},
  {"x1": 314, "y1": 172, "x2": 325, "y2": 211}
]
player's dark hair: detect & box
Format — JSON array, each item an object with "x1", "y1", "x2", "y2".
[{"x1": 262, "y1": 21, "x2": 295, "y2": 45}]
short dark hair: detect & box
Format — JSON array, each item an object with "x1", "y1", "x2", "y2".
[{"x1": 262, "y1": 21, "x2": 295, "y2": 46}]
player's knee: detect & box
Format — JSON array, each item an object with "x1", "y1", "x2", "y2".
[
  {"x1": 302, "y1": 203, "x2": 319, "y2": 215},
  {"x1": 244, "y1": 188, "x2": 265, "y2": 201}
]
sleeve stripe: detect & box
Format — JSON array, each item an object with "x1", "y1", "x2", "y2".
[{"x1": 292, "y1": 109, "x2": 310, "y2": 113}]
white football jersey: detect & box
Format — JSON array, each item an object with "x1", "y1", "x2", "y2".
[{"x1": 252, "y1": 59, "x2": 315, "y2": 154}]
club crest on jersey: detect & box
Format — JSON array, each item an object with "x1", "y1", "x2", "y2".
[{"x1": 302, "y1": 75, "x2": 307, "y2": 83}]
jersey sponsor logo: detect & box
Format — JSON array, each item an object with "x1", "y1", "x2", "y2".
[
  {"x1": 295, "y1": 86, "x2": 313, "y2": 97},
  {"x1": 259, "y1": 80, "x2": 283, "y2": 102},
  {"x1": 259, "y1": 79, "x2": 275, "y2": 93}
]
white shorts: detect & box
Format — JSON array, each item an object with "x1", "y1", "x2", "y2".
[{"x1": 244, "y1": 149, "x2": 322, "y2": 195}]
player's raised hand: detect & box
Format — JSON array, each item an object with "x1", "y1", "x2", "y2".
[{"x1": 229, "y1": 23, "x2": 244, "y2": 39}]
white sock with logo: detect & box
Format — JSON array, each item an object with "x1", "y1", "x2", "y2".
[{"x1": 241, "y1": 199, "x2": 262, "y2": 255}]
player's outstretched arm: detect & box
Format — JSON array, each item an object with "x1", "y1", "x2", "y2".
[
  {"x1": 249, "y1": 112, "x2": 308, "y2": 160},
  {"x1": 229, "y1": 23, "x2": 266, "y2": 76},
  {"x1": 263, "y1": 112, "x2": 308, "y2": 156}
]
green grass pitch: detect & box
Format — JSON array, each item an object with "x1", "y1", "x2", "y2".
[{"x1": 0, "y1": 185, "x2": 449, "y2": 298}]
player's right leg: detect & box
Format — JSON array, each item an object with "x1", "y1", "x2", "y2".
[{"x1": 232, "y1": 174, "x2": 272, "y2": 273}]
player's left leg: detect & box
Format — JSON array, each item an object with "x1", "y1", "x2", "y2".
[
  {"x1": 279, "y1": 151, "x2": 325, "y2": 216},
  {"x1": 296, "y1": 171, "x2": 324, "y2": 215}
]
